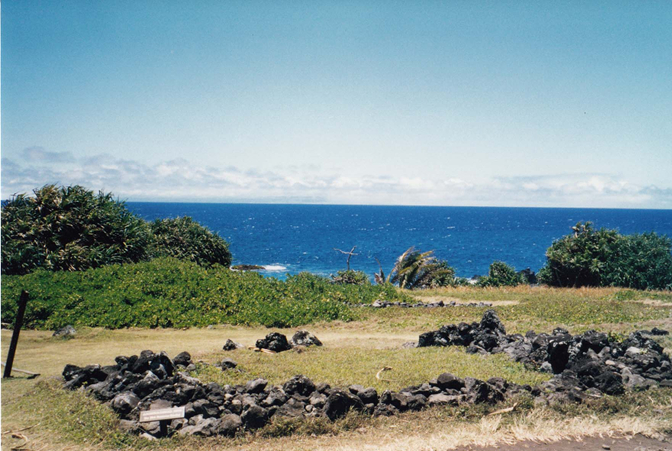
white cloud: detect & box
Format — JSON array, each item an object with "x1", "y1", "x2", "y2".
[
  {"x1": 22, "y1": 146, "x2": 75, "y2": 163},
  {"x1": 2, "y1": 149, "x2": 671, "y2": 208}
]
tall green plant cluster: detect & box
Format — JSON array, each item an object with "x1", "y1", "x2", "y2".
[
  {"x1": 539, "y1": 222, "x2": 672, "y2": 290},
  {"x1": 1, "y1": 185, "x2": 231, "y2": 275},
  {"x1": 477, "y1": 261, "x2": 523, "y2": 287},
  {"x1": 1, "y1": 257, "x2": 411, "y2": 329},
  {"x1": 149, "y1": 216, "x2": 232, "y2": 268},
  {"x1": 1, "y1": 185, "x2": 151, "y2": 275}
]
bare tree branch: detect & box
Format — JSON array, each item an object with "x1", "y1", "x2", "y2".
[{"x1": 333, "y1": 246, "x2": 358, "y2": 271}]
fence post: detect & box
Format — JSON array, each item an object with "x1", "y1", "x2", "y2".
[{"x1": 3, "y1": 290, "x2": 29, "y2": 378}]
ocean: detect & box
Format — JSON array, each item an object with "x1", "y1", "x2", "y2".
[{"x1": 126, "y1": 203, "x2": 672, "y2": 280}]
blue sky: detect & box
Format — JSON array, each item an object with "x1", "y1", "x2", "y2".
[{"x1": 2, "y1": 0, "x2": 671, "y2": 208}]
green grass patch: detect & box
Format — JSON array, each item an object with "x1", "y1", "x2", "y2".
[
  {"x1": 194, "y1": 346, "x2": 549, "y2": 392},
  {"x1": 372, "y1": 287, "x2": 672, "y2": 334},
  {"x1": 2, "y1": 378, "x2": 149, "y2": 449},
  {"x1": 1, "y1": 257, "x2": 412, "y2": 329}
]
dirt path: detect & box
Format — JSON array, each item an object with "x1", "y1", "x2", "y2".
[{"x1": 455, "y1": 434, "x2": 671, "y2": 451}]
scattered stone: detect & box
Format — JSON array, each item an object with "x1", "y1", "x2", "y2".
[
  {"x1": 222, "y1": 339, "x2": 243, "y2": 351},
  {"x1": 241, "y1": 404, "x2": 269, "y2": 429},
  {"x1": 647, "y1": 327, "x2": 669, "y2": 336},
  {"x1": 428, "y1": 393, "x2": 459, "y2": 406},
  {"x1": 178, "y1": 417, "x2": 220, "y2": 437},
  {"x1": 283, "y1": 375, "x2": 316, "y2": 397},
  {"x1": 290, "y1": 330, "x2": 323, "y2": 347},
  {"x1": 348, "y1": 385, "x2": 378, "y2": 405},
  {"x1": 324, "y1": 389, "x2": 364, "y2": 420},
  {"x1": 172, "y1": 352, "x2": 192, "y2": 367},
  {"x1": 218, "y1": 414, "x2": 242, "y2": 436},
  {"x1": 364, "y1": 300, "x2": 492, "y2": 309},
  {"x1": 53, "y1": 325, "x2": 76, "y2": 338},
  {"x1": 245, "y1": 378, "x2": 268, "y2": 394},
  {"x1": 219, "y1": 358, "x2": 237, "y2": 370},
  {"x1": 140, "y1": 432, "x2": 158, "y2": 441},
  {"x1": 434, "y1": 373, "x2": 465, "y2": 391},
  {"x1": 111, "y1": 392, "x2": 140, "y2": 416},
  {"x1": 255, "y1": 332, "x2": 292, "y2": 352}
]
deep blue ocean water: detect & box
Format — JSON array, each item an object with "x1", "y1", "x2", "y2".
[{"x1": 127, "y1": 203, "x2": 672, "y2": 280}]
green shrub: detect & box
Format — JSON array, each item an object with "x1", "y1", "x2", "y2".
[
  {"x1": 1, "y1": 185, "x2": 151, "y2": 275},
  {"x1": 2, "y1": 185, "x2": 233, "y2": 275},
  {"x1": 0, "y1": 258, "x2": 413, "y2": 329},
  {"x1": 478, "y1": 261, "x2": 523, "y2": 287},
  {"x1": 601, "y1": 232, "x2": 672, "y2": 290},
  {"x1": 539, "y1": 222, "x2": 672, "y2": 290},
  {"x1": 331, "y1": 269, "x2": 371, "y2": 285},
  {"x1": 149, "y1": 216, "x2": 231, "y2": 267},
  {"x1": 417, "y1": 260, "x2": 457, "y2": 288}
]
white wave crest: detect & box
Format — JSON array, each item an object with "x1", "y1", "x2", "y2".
[{"x1": 263, "y1": 265, "x2": 288, "y2": 272}]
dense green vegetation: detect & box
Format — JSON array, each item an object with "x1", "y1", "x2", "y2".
[
  {"x1": 539, "y1": 222, "x2": 672, "y2": 290},
  {"x1": 149, "y1": 216, "x2": 231, "y2": 267},
  {"x1": 477, "y1": 261, "x2": 524, "y2": 287},
  {"x1": 1, "y1": 185, "x2": 151, "y2": 275},
  {"x1": 1, "y1": 257, "x2": 411, "y2": 329},
  {"x1": 1, "y1": 185, "x2": 232, "y2": 275},
  {"x1": 331, "y1": 269, "x2": 371, "y2": 285}
]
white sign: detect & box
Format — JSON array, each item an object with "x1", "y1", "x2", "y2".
[{"x1": 139, "y1": 406, "x2": 185, "y2": 423}]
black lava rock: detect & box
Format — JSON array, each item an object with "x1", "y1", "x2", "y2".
[{"x1": 256, "y1": 332, "x2": 292, "y2": 352}]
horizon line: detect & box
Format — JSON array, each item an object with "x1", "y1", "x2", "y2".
[{"x1": 123, "y1": 199, "x2": 672, "y2": 212}]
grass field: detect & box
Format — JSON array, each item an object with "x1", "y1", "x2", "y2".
[{"x1": 2, "y1": 286, "x2": 672, "y2": 450}]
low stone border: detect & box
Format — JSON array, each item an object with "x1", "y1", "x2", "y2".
[
  {"x1": 62, "y1": 351, "x2": 526, "y2": 439},
  {"x1": 418, "y1": 310, "x2": 672, "y2": 399},
  {"x1": 60, "y1": 312, "x2": 670, "y2": 440}
]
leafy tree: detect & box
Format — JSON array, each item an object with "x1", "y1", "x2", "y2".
[
  {"x1": 149, "y1": 216, "x2": 232, "y2": 267},
  {"x1": 601, "y1": 232, "x2": 672, "y2": 290},
  {"x1": 478, "y1": 261, "x2": 523, "y2": 287},
  {"x1": 1, "y1": 185, "x2": 151, "y2": 275},
  {"x1": 538, "y1": 222, "x2": 620, "y2": 287},
  {"x1": 539, "y1": 222, "x2": 672, "y2": 290},
  {"x1": 377, "y1": 247, "x2": 456, "y2": 289}
]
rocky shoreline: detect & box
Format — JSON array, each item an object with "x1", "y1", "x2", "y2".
[{"x1": 61, "y1": 311, "x2": 670, "y2": 439}]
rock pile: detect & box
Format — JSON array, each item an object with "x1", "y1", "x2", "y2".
[
  {"x1": 418, "y1": 310, "x2": 672, "y2": 401},
  {"x1": 62, "y1": 350, "x2": 525, "y2": 438},
  {"x1": 361, "y1": 300, "x2": 493, "y2": 308},
  {"x1": 61, "y1": 313, "x2": 671, "y2": 439},
  {"x1": 255, "y1": 331, "x2": 323, "y2": 352}
]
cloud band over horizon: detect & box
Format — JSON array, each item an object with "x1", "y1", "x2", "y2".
[{"x1": 2, "y1": 147, "x2": 670, "y2": 209}]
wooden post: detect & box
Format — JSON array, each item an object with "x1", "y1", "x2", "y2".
[
  {"x1": 3, "y1": 291, "x2": 29, "y2": 378},
  {"x1": 160, "y1": 420, "x2": 168, "y2": 437}
]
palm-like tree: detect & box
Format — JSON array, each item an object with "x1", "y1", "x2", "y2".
[{"x1": 376, "y1": 247, "x2": 455, "y2": 289}]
